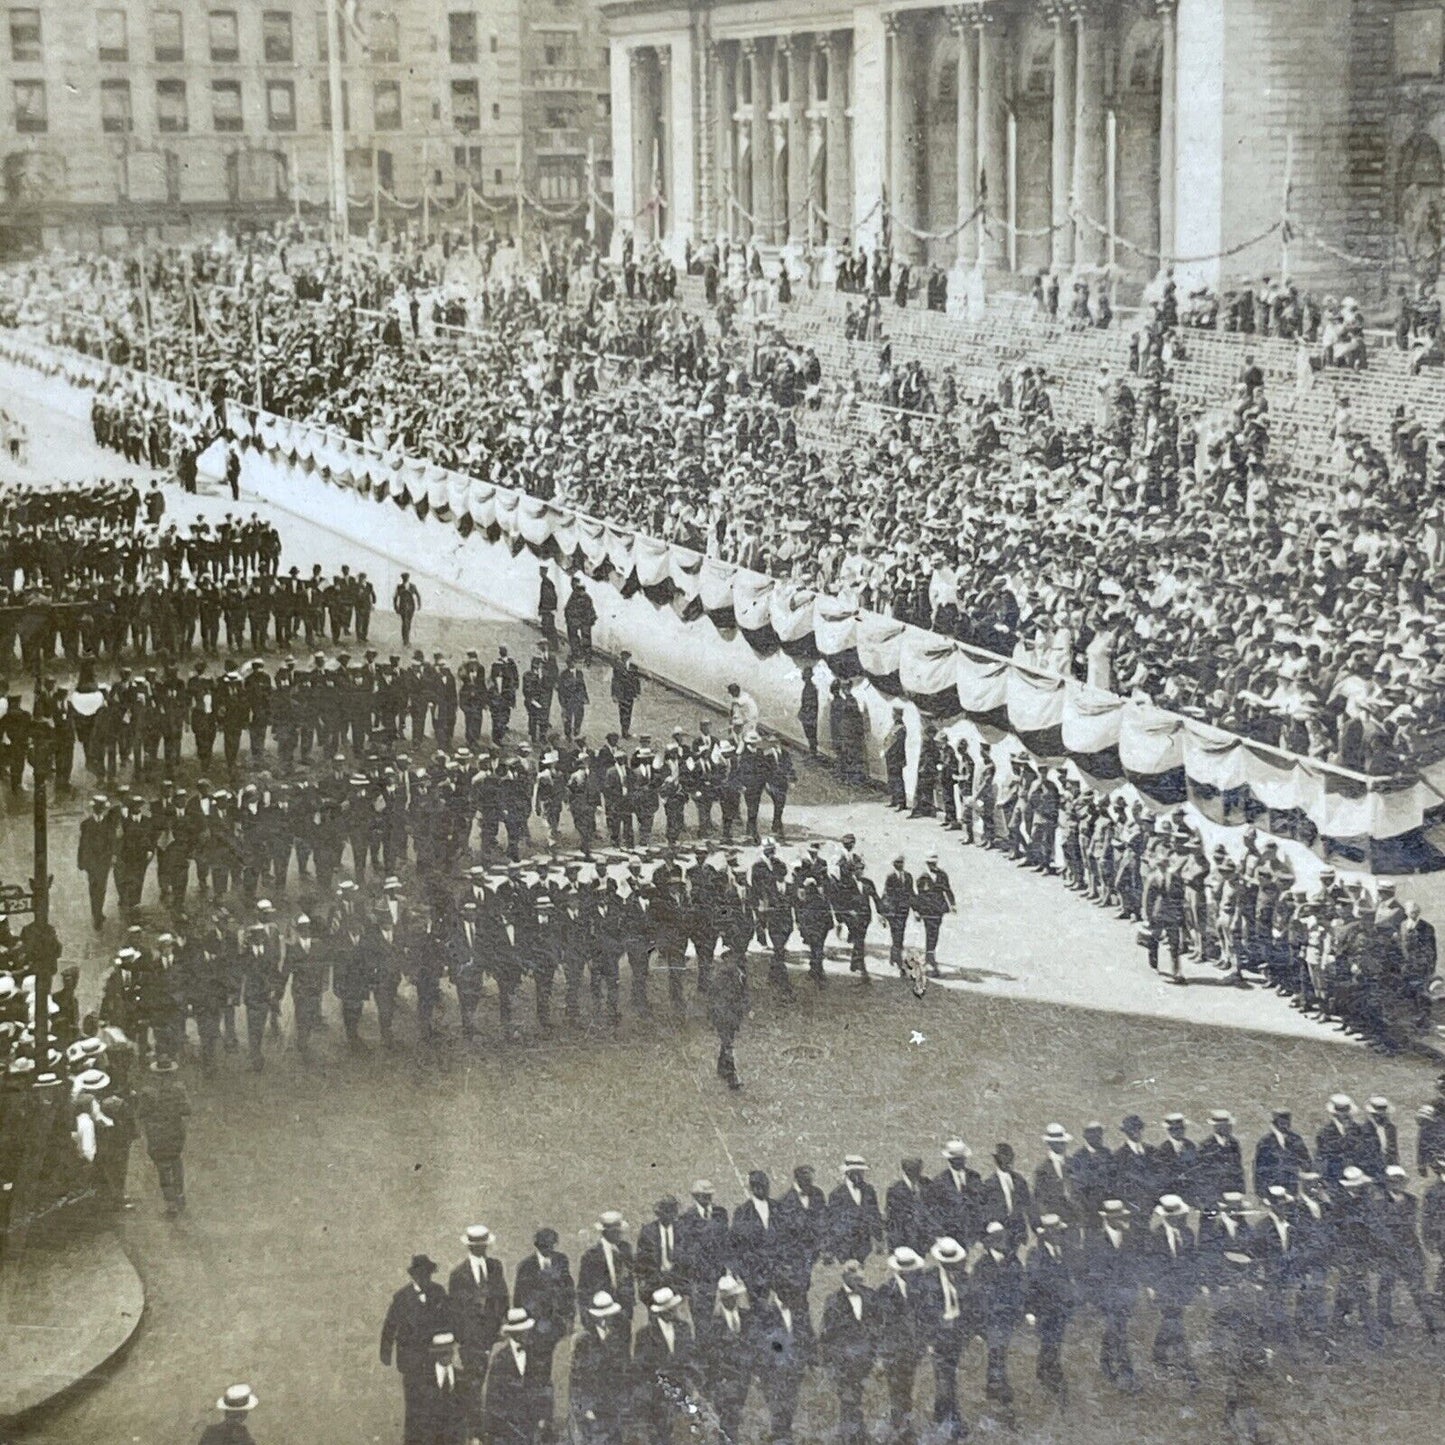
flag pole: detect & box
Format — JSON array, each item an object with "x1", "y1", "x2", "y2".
[
  {"x1": 326, "y1": 0, "x2": 348, "y2": 246},
  {"x1": 515, "y1": 134, "x2": 524, "y2": 251}
]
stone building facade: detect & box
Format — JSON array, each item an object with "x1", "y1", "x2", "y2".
[
  {"x1": 0, "y1": 0, "x2": 611, "y2": 251},
  {"x1": 602, "y1": 0, "x2": 1445, "y2": 299}
]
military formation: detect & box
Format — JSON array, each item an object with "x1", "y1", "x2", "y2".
[{"x1": 357, "y1": 1089, "x2": 1445, "y2": 1445}]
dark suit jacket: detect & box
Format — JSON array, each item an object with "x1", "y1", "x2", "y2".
[
  {"x1": 924, "y1": 1167, "x2": 982, "y2": 1247},
  {"x1": 885, "y1": 1176, "x2": 932, "y2": 1252},
  {"x1": 1252, "y1": 1127, "x2": 1313, "y2": 1198},
  {"x1": 447, "y1": 1256, "x2": 509, "y2": 1364},
  {"x1": 411, "y1": 1362, "x2": 475, "y2": 1445},
  {"x1": 569, "y1": 1324, "x2": 630, "y2": 1428},
  {"x1": 482, "y1": 1343, "x2": 552, "y2": 1444},
  {"x1": 1315, "y1": 1119, "x2": 1365, "y2": 1185},
  {"x1": 818, "y1": 1286, "x2": 879, "y2": 1381},
  {"x1": 636, "y1": 1221, "x2": 686, "y2": 1302},
  {"x1": 632, "y1": 1317, "x2": 699, "y2": 1407},
  {"x1": 825, "y1": 1180, "x2": 883, "y2": 1265},
  {"x1": 1146, "y1": 1222, "x2": 1201, "y2": 1307},
  {"x1": 577, "y1": 1241, "x2": 636, "y2": 1320},
  {"x1": 512, "y1": 1252, "x2": 575, "y2": 1357},
  {"x1": 1024, "y1": 1239, "x2": 1078, "y2": 1322},
  {"x1": 728, "y1": 1196, "x2": 782, "y2": 1295},
  {"x1": 674, "y1": 1203, "x2": 729, "y2": 1299},
  {"x1": 1193, "y1": 1136, "x2": 1246, "y2": 1205},
  {"x1": 977, "y1": 1170, "x2": 1033, "y2": 1252},
  {"x1": 380, "y1": 1281, "x2": 451, "y2": 1376},
  {"x1": 1359, "y1": 1119, "x2": 1400, "y2": 1178},
  {"x1": 1031, "y1": 1155, "x2": 1075, "y2": 1227}
]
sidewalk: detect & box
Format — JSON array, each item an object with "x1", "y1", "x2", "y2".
[{"x1": 0, "y1": 1229, "x2": 145, "y2": 1423}]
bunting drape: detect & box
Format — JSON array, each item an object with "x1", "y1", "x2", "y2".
[{"x1": 227, "y1": 400, "x2": 1444, "y2": 865}]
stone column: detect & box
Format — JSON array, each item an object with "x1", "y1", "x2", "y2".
[
  {"x1": 977, "y1": 7, "x2": 1008, "y2": 269},
  {"x1": 666, "y1": 31, "x2": 696, "y2": 261},
  {"x1": 826, "y1": 31, "x2": 852, "y2": 241},
  {"x1": 785, "y1": 36, "x2": 810, "y2": 243},
  {"x1": 1072, "y1": 0, "x2": 1108, "y2": 267},
  {"x1": 631, "y1": 47, "x2": 656, "y2": 244},
  {"x1": 608, "y1": 40, "x2": 635, "y2": 260},
  {"x1": 948, "y1": 9, "x2": 979, "y2": 268},
  {"x1": 1049, "y1": 2, "x2": 1076, "y2": 271},
  {"x1": 1157, "y1": 0, "x2": 1177, "y2": 266},
  {"x1": 657, "y1": 46, "x2": 673, "y2": 242},
  {"x1": 886, "y1": 11, "x2": 919, "y2": 259},
  {"x1": 851, "y1": 6, "x2": 887, "y2": 252},
  {"x1": 711, "y1": 42, "x2": 732, "y2": 240},
  {"x1": 747, "y1": 39, "x2": 774, "y2": 243},
  {"x1": 770, "y1": 42, "x2": 790, "y2": 243}
]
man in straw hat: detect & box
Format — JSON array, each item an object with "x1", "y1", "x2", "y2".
[
  {"x1": 1024, "y1": 1213, "x2": 1077, "y2": 1397},
  {"x1": 699, "y1": 1274, "x2": 752, "y2": 1441},
  {"x1": 448, "y1": 1225, "x2": 509, "y2": 1409},
  {"x1": 1083, "y1": 1200, "x2": 1141, "y2": 1390},
  {"x1": 483, "y1": 1308, "x2": 552, "y2": 1445},
  {"x1": 921, "y1": 1237, "x2": 970, "y2": 1439},
  {"x1": 570, "y1": 1292, "x2": 628, "y2": 1445},
  {"x1": 876, "y1": 1245, "x2": 926, "y2": 1439},
  {"x1": 410, "y1": 1331, "x2": 471, "y2": 1445},
  {"x1": 578, "y1": 1211, "x2": 636, "y2": 1322},
  {"x1": 197, "y1": 1384, "x2": 258, "y2": 1445},
  {"x1": 136, "y1": 1054, "x2": 189, "y2": 1218},
  {"x1": 1146, "y1": 1194, "x2": 1202, "y2": 1386},
  {"x1": 827, "y1": 1153, "x2": 883, "y2": 1265},
  {"x1": 632, "y1": 1287, "x2": 699, "y2": 1445},
  {"x1": 819, "y1": 1259, "x2": 879, "y2": 1445}
]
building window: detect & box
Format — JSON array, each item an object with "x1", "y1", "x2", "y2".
[
  {"x1": 373, "y1": 79, "x2": 401, "y2": 130},
  {"x1": 451, "y1": 79, "x2": 479, "y2": 132},
  {"x1": 319, "y1": 79, "x2": 350, "y2": 129},
  {"x1": 153, "y1": 9, "x2": 183, "y2": 61},
  {"x1": 263, "y1": 10, "x2": 293, "y2": 62},
  {"x1": 1396, "y1": 7, "x2": 1445, "y2": 79},
  {"x1": 370, "y1": 10, "x2": 399, "y2": 63},
  {"x1": 267, "y1": 79, "x2": 296, "y2": 130},
  {"x1": 491, "y1": 101, "x2": 500, "y2": 120},
  {"x1": 448, "y1": 11, "x2": 476, "y2": 63},
  {"x1": 8, "y1": 7, "x2": 40, "y2": 61},
  {"x1": 543, "y1": 44, "x2": 562, "y2": 66},
  {"x1": 156, "y1": 79, "x2": 188, "y2": 132},
  {"x1": 209, "y1": 9, "x2": 238, "y2": 61},
  {"x1": 97, "y1": 7, "x2": 128, "y2": 61},
  {"x1": 596, "y1": 93, "x2": 610, "y2": 122},
  {"x1": 494, "y1": 167, "x2": 502, "y2": 186},
  {"x1": 544, "y1": 105, "x2": 573, "y2": 130},
  {"x1": 316, "y1": 8, "x2": 345, "y2": 62},
  {"x1": 13, "y1": 78, "x2": 44, "y2": 131},
  {"x1": 489, "y1": 32, "x2": 497, "y2": 54},
  {"x1": 212, "y1": 78, "x2": 243, "y2": 131},
  {"x1": 100, "y1": 77, "x2": 132, "y2": 132}
]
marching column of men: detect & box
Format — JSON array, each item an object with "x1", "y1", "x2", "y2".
[{"x1": 364, "y1": 1094, "x2": 1445, "y2": 1445}]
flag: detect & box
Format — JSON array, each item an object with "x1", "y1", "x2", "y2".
[{"x1": 338, "y1": 0, "x2": 368, "y2": 50}]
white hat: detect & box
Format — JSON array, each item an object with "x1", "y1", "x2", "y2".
[
  {"x1": 588, "y1": 1291, "x2": 622, "y2": 1319},
  {"x1": 73, "y1": 1068, "x2": 110, "y2": 1094},
  {"x1": 596, "y1": 1210, "x2": 628, "y2": 1231},
  {"x1": 930, "y1": 1237, "x2": 967, "y2": 1266},
  {"x1": 842, "y1": 1154, "x2": 869, "y2": 1172},
  {"x1": 888, "y1": 1246, "x2": 925, "y2": 1272},
  {"x1": 217, "y1": 1385, "x2": 259, "y2": 1413},
  {"x1": 1042, "y1": 1123, "x2": 1072, "y2": 1145},
  {"x1": 500, "y1": 1307, "x2": 535, "y2": 1334},
  {"x1": 650, "y1": 1287, "x2": 685, "y2": 1314},
  {"x1": 942, "y1": 1139, "x2": 971, "y2": 1161},
  {"x1": 462, "y1": 1224, "x2": 493, "y2": 1246},
  {"x1": 716, "y1": 1274, "x2": 746, "y2": 1298},
  {"x1": 1155, "y1": 1194, "x2": 1190, "y2": 1217},
  {"x1": 1328, "y1": 1094, "x2": 1355, "y2": 1115},
  {"x1": 1340, "y1": 1166, "x2": 1373, "y2": 1189}
]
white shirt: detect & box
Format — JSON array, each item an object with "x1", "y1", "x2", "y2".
[
  {"x1": 508, "y1": 1342, "x2": 526, "y2": 1374},
  {"x1": 469, "y1": 1255, "x2": 488, "y2": 1287},
  {"x1": 845, "y1": 1289, "x2": 863, "y2": 1322},
  {"x1": 997, "y1": 1172, "x2": 1013, "y2": 1215},
  {"x1": 601, "y1": 1239, "x2": 618, "y2": 1287},
  {"x1": 844, "y1": 1179, "x2": 862, "y2": 1207},
  {"x1": 658, "y1": 1319, "x2": 676, "y2": 1353},
  {"x1": 752, "y1": 1197, "x2": 770, "y2": 1229},
  {"x1": 435, "y1": 1363, "x2": 455, "y2": 1389},
  {"x1": 658, "y1": 1224, "x2": 673, "y2": 1273},
  {"x1": 722, "y1": 1306, "x2": 741, "y2": 1335}
]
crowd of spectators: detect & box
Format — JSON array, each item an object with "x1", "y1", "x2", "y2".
[{"x1": 6, "y1": 229, "x2": 1445, "y2": 782}]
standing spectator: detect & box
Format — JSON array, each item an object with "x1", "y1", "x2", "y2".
[
  {"x1": 198, "y1": 1385, "x2": 259, "y2": 1445},
  {"x1": 610, "y1": 651, "x2": 642, "y2": 737},
  {"x1": 797, "y1": 664, "x2": 820, "y2": 755},
  {"x1": 380, "y1": 1255, "x2": 451, "y2": 1445}
]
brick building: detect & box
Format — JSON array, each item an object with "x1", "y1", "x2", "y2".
[
  {"x1": 602, "y1": 0, "x2": 1441, "y2": 304},
  {"x1": 0, "y1": 0, "x2": 612, "y2": 251}
]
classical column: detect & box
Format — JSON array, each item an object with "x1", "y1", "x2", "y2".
[
  {"x1": 977, "y1": 7, "x2": 1008, "y2": 269},
  {"x1": 1157, "y1": 0, "x2": 1177, "y2": 265},
  {"x1": 667, "y1": 32, "x2": 696, "y2": 259},
  {"x1": 697, "y1": 29, "x2": 713, "y2": 245},
  {"x1": 1072, "y1": 0, "x2": 1108, "y2": 267},
  {"x1": 886, "y1": 11, "x2": 919, "y2": 258},
  {"x1": 711, "y1": 42, "x2": 731, "y2": 240},
  {"x1": 656, "y1": 46, "x2": 672, "y2": 241},
  {"x1": 784, "y1": 36, "x2": 810, "y2": 243},
  {"x1": 947, "y1": 9, "x2": 979, "y2": 267},
  {"x1": 1049, "y1": 2, "x2": 1076, "y2": 271},
  {"x1": 851, "y1": 6, "x2": 887, "y2": 251},
  {"x1": 770, "y1": 42, "x2": 790, "y2": 243},
  {"x1": 747, "y1": 39, "x2": 774, "y2": 243},
  {"x1": 631, "y1": 47, "x2": 655, "y2": 244},
  {"x1": 608, "y1": 41, "x2": 635, "y2": 259},
  {"x1": 825, "y1": 31, "x2": 852, "y2": 241}
]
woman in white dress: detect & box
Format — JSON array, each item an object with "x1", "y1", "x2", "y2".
[{"x1": 1084, "y1": 620, "x2": 1117, "y2": 692}]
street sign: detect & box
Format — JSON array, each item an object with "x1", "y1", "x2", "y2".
[{"x1": 0, "y1": 883, "x2": 35, "y2": 916}]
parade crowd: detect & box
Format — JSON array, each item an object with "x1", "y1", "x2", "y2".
[{"x1": 8, "y1": 227, "x2": 1445, "y2": 778}]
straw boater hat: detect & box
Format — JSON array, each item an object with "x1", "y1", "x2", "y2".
[
  {"x1": 500, "y1": 1308, "x2": 535, "y2": 1335},
  {"x1": 716, "y1": 1274, "x2": 747, "y2": 1300},
  {"x1": 73, "y1": 1068, "x2": 110, "y2": 1095},
  {"x1": 1339, "y1": 1166, "x2": 1374, "y2": 1190},
  {"x1": 888, "y1": 1247, "x2": 926, "y2": 1273},
  {"x1": 1155, "y1": 1194, "x2": 1190, "y2": 1219},
  {"x1": 430, "y1": 1332, "x2": 456, "y2": 1352},
  {"x1": 588, "y1": 1292, "x2": 622, "y2": 1319},
  {"x1": 217, "y1": 1385, "x2": 259, "y2": 1413},
  {"x1": 841, "y1": 1154, "x2": 869, "y2": 1173},
  {"x1": 650, "y1": 1287, "x2": 685, "y2": 1315},
  {"x1": 462, "y1": 1225, "x2": 493, "y2": 1247},
  {"x1": 941, "y1": 1139, "x2": 971, "y2": 1162},
  {"x1": 1042, "y1": 1124, "x2": 1072, "y2": 1145},
  {"x1": 930, "y1": 1238, "x2": 967, "y2": 1266}
]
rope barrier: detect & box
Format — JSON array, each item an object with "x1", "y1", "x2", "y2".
[
  {"x1": 886, "y1": 201, "x2": 985, "y2": 245},
  {"x1": 1070, "y1": 205, "x2": 1283, "y2": 267}
]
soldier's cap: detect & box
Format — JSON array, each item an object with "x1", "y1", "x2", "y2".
[{"x1": 1340, "y1": 1166, "x2": 1373, "y2": 1189}]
